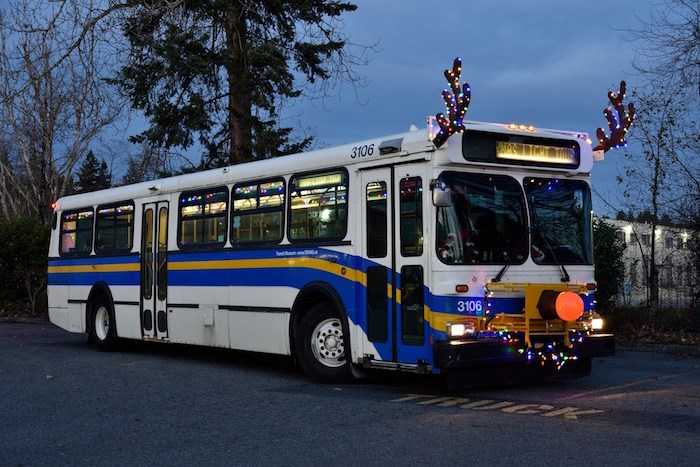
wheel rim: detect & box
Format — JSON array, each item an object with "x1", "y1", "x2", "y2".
[
  {"x1": 95, "y1": 306, "x2": 110, "y2": 341},
  {"x1": 311, "y1": 318, "x2": 345, "y2": 368}
]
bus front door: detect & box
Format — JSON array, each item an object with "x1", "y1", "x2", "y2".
[
  {"x1": 361, "y1": 165, "x2": 430, "y2": 368},
  {"x1": 140, "y1": 202, "x2": 169, "y2": 340}
]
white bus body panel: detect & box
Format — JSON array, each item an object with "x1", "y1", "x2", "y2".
[{"x1": 111, "y1": 285, "x2": 142, "y2": 339}]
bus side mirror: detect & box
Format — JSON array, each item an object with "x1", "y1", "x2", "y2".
[{"x1": 430, "y1": 180, "x2": 452, "y2": 207}]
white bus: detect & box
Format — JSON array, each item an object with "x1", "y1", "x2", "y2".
[{"x1": 47, "y1": 117, "x2": 615, "y2": 382}]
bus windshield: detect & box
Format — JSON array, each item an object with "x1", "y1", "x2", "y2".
[
  {"x1": 436, "y1": 172, "x2": 527, "y2": 265},
  {"x1": 524, "y1": 178, "x2": 593, "y2": 265}
]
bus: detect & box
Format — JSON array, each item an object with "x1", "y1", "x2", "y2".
[{"x1": 47, "y1": 117, "x2": 615, "y2": 382}]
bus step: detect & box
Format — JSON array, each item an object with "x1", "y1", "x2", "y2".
[{"x1": 362, "y1": 357, "x2": 431, "y2": 374}]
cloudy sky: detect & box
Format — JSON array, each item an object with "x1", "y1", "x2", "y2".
[
  {"x1": 1, "y1": 0, "x2": 656, "y2": 216},
  {"x1": 288, "y1": 0, "x2": 656, "y2": 217}
]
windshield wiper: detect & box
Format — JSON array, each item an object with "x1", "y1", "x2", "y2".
[
  {"x1": 530, "y1": 196, "x2": 570, "y2": 283},
  {"x1": 492, "y1": 227, "x2": 528, "y2": 282}
]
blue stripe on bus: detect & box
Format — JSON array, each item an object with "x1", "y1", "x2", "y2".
[
  {"x1": 48, "y1": 271, "x2": 139, "y2": 286},
  {"x1": 168, "y1": 266, "x2": 354, "y2": 288},
  {"x1": 48, "y1": 254, "x2": 139, "y2": 267}
]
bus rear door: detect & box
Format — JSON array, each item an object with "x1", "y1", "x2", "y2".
[{"x1": 140, "y1": 202, "x2": 169, "y2": 340}]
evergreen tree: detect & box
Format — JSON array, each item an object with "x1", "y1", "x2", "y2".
[
  {"x1": 636, "y1": 209, "x2": 657, "y2": 224},
  {"x1": 112, "y1": 1, "x2": 367, "y2": 169},
  {"x1": 659, "y1": 213, "x2": 673, "y2": 226},
  {"x1": 121, "y1": 157, "x2": 144, "y2": 186},
  {"x1": 73, "y1": 151, "x2": 111, "y2": 194}
]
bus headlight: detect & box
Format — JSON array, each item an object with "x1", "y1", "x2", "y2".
[
  {"x1": 591, "y1": 317, "x2": 604, "y2": 330},
  {"x1": 447, "y1": 321, "x2": 476, "y2": 338}
]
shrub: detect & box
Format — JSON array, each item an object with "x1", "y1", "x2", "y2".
[
  {"x1": 605, "y1": 305, "x2": 700, "y2": 345},
  {"x1": 0, "y1": 217, "x2": 50, "y2": 317}
]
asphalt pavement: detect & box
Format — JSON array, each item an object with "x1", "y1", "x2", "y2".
[{"x1": 1, "y1": 321, "x2": 699, "y2": 466}]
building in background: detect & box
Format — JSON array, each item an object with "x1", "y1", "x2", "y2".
[{"x1": 600, "y1": 218, "x2": 696, "y2": 308}]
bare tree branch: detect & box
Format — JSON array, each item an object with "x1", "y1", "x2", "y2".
[
  {"x1": 0, "y1": 0, "x2": 127, "y2": 221},
  {"x1": 628, "y1": 0, "x2": 700, "y2": 98}
]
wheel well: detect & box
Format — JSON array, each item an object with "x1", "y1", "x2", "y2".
[
  {"x1": 290, "y1": 282, "x2": 348, "y2": 357},
  {"x1": 86, "y1": 283, "x2": 115, "y2": 335}
]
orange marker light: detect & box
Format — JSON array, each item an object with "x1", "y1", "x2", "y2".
[{"x1": 555, "y1": 291, "x2": 584, "y2": 321}]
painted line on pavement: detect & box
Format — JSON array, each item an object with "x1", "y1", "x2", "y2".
[{"x1": 557, "y1": 371, "x2": 699, "y2": 400}]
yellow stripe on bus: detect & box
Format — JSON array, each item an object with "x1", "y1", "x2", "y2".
[
  {"x1": 169, "y1": 257, "x2": 360, "y2": 282},
  {"x1": 47, "y1": 264, "x2": 140, "y2": 274}
]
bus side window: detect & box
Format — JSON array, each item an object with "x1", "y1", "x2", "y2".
[
  {"x1": 178, "y1": 188, "x2": 228, "y2": 249},
  {"x1": 401, "y1": 265, "x2": 424, "y2": 345},
  {"x1": 59, "y1": 208, "x2": 94, "y2": 256},
  {"x1": 289, "y1": 169, "x2": 348, "y2": 242},
  {"x1": 95, "y1": 203, "x2": 135, "y2": 254},
  {"x1": 366, "y1": 181, "x2": 387, "y2": 258},
  {"x1": 232, "y1": 179, "x2": 284, "y2": 244},
  {"x1": 400, "y1": 177, "x2": 423, "y2": 257}
]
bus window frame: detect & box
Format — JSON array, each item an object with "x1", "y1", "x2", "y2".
[
  {"x1": 177, "y1": 186, "x2": 229, "y2": 251},
  {"x1": 59, "y1": 207, "x2": 95, "y2": 257},
  {"x1": 288, "y1": 168, "x2": 349, "y2": 244},
  {"x1": 435, "y1": 171, "x2": 528, "y2": 266},
  {"x1": 231, "y1": 177, "x2": 286, "y2": 246},
  {"x1": 94, "y1": 201, "x2": 136, "y2": 255}
]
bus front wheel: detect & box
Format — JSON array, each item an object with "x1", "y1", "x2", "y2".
[
  {"x1": 295, "y1": 303, "x2": 352, "y2": 383},
  {"x1": 89, "y1": 295, "x2": 119, "y2": 352}
]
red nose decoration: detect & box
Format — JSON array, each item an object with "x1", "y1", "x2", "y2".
[{"x1": 555, "y1": 291, "x2": 584, "y2": 322}]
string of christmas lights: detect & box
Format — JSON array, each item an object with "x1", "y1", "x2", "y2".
[{"x1": 477, "y1": 329, "x2": 588, "y2": 371}]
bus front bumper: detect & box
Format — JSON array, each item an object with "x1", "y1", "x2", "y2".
[{"x1": 433, "y1": 333, "x2": 615, "y2": 370}]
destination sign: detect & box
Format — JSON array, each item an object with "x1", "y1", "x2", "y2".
[
  {"x1": 296, "y1": 173, "x2": 343, "y2": 189},
  {"x1": 496, "y1": 141, "x2": 577, "y2": 165}
]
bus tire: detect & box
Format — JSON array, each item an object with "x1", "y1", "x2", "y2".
[
  {"x1": 295, "y1": 302, "x2": 352, "y2": 383},
  {"x1": 89, "y1": 295, "x2": 119, "y2": 352}
]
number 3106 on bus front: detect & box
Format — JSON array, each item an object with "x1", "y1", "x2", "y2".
[{"x1": 457, "y1": 299, "x2": 483, "y2": 314}]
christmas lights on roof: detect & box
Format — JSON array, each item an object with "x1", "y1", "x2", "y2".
[
  {"x1": 594, "y1": 80, "x2": 636, "y2": 152},
  {"x1": 433, "y1": 58, "x2": 471, "y2": 148}
]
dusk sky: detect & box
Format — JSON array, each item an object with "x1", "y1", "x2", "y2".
[
  {"x1": 0, "y1": 0, "x2": 657, "y2": 216},
  {"x1": 288, "y1": 0, "x2": 657, "y2": 217}
]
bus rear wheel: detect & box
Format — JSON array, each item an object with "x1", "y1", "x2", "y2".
[
  {"x1": 295, "y1": 303, "x2": 352, "y2": 383},
  {"x1": 89, "y1": 295, "x2": 119, "y2": 352}
]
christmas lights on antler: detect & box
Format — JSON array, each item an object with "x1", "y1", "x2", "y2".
[
  {"x1": 594, "y1": 80, "x2": 636, "y2": 152},
  {"x1": 433, "y1": 57, "x2": 471, "y2": 148}
]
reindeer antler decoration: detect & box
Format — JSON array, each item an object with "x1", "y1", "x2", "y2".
[
  {"x1": 594, "y1": 81, "x2": 636, "y2": 152},
  {"x1": 433, "y1": 58, "x2": 471, "y2": 148}
]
